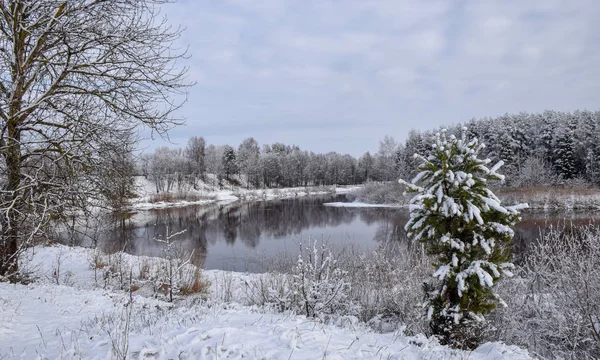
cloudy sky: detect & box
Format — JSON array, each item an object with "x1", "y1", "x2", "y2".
[{"x1": 141, "y1": 0, "x2": 600, "y2": 156}]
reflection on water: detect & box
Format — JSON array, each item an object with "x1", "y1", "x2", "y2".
[{"x1": 66, "y1": 195, "x2": 600, "y2": 272}]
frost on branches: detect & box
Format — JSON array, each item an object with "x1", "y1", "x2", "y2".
[
  {"x1": 399, "y1": 128, "x2": 527, "y2": 349},
  {"x1": 289, "y1": 240, "x2": 357, "y2": 318}
]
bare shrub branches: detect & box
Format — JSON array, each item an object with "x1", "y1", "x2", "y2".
[{"x1": 491, "y1": 225, "x2": 600, "y2": 359}]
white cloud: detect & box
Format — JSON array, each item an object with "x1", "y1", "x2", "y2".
[{"x1": 147, "y1": 0, "x2": 600, "y2": 156}]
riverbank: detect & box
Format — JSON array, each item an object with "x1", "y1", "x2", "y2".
[
  {"x1": 0, "y1": 244, "x2": 531, "y2": 359},
  {"x1": 131, "y1": 176, "x2": 361, "y2": 210},
  {"x1": 349, "y1": 182, "x2": 600, "y2": 210}
]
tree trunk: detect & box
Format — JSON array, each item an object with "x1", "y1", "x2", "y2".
[{"x1": 1, "y1": 118, "x2": 22, "y2": 278}]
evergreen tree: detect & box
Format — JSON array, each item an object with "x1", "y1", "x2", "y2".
[
  {"x1": 540, "y1": 110, "x2": 558, "y2": 164},
  {"x1": 578, "y1": 111, "x2": 600, "y2": 183},
  {"x1": 400, "y1": 128, "x2": 527, "y2": 349},
  {"x1": 553, "y1": 117, "x2": 578, "y2": 180},
  {"x1": 222, "y1": 145, "x2": 237, "y2": 181}
]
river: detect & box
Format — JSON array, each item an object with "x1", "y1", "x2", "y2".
[{"x1": 66, "y1": 194, "x2": 600, "y2": 272}]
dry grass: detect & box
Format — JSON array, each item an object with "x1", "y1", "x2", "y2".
[
  {"x1": 179, "y1": 268, "x2": 210, "y2": 296},
  {"x1": 93, "y1": 259, "x2": 106, "y2": 269},
  {"x1": 495, "y1": 185, "x2": 600, "y2": 210},
  {"x1": 495, "y1": 185, "x2": 600, "y2": 197},
  {"x1": 138, "y1": 260, "x2": 150, "y2": 280}
]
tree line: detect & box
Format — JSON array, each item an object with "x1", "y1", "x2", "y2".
[
  {"x1": 402, "y1": 110, "x2": 600, "y2": 186},
  {"x1": 142, "y1": 109, "x2": 600, "y2": 193},
  {"x1": 140, "y1": 136, "x2": 404, "y2": 191}
]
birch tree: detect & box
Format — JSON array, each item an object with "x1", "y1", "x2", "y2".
[{"x1": 0, "y1": 0, "x2": 190, "y2": 279}]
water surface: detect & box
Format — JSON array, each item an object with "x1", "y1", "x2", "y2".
[{"x1": 84, "y1": 195, "x2": 600, "y2": 271}]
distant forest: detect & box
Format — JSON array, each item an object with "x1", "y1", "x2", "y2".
[{"x1": 140, "y1": 110, "x2": 600, "y2": 190}]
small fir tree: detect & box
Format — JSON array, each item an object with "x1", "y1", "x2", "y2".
[{"x1": 400, "y1": 128, "x2": 527, "y2": 349}]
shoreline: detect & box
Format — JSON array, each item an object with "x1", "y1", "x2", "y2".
[
  {"x1": 349, "y1": 183, "x2": 600, "y2": 211},
  {"x1": 130, "y1": 183, "x2": 362, "y2": 211}
]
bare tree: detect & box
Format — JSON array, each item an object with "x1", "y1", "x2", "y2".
[
  {"x1": 185, "y1": 136, "x2": 206, "y2": 186},
  {"x1": 95, "y1": 132, "x2": 137, "y2": 212},
  {"x1": 237, "y1": 137, "x2": 260, "y2": 189},
  {"x1": 0, "y1": 0, "x2": 190, "y2": 279}
]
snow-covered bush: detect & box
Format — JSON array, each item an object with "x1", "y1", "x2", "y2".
[
  {"x1": 248, "y1": 240, "x2": 357, "y2": 318},
  {"x1": 349, "y1": 242, "x2": 430, "y2": 334},
  {"x1": 491, "y1": 225, "x2": 600, "y2": 359},
  {"x1": 248, "y1": 240, "x2": 430, "y2": 333},
  {"x1": 510, "y1": 156, "x2": 557, "y2": 187},
  {"x1": 288, "y1": 240, "x2": 357, "y2": 318},
  {"x1": 400, "y1": 128, "x2": 527, "y2": 349},
  {"x1": 346, "y1": 181, "x2": 409, "y2": 205},
  {"x1": 243, "y1": 272, "x2": 292, "y2": 311},
  {"x1": 88, "y1": 242, "x2": 209, "y2": 302}
]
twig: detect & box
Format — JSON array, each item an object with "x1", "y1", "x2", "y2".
[{"x1": 322, "y1": 334, "x2": 332, "y2": 360}]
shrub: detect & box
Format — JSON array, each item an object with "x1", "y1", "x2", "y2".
[
  {"x1": 288, "y1": 240, "x2": 357, "y2": 318},
  {"x1": 491, "y1": 225, "x2": 600, "y2": 359},
  {"x1": 347, "y1": 182, "x2": 408, "y2": 204},
  {"x1": 247, "y1": 240, "x2": 430, "y2": 333}
]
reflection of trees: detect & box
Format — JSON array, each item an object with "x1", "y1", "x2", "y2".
[
  {"x1": 95, "y1": 196, "x2": 376, "y2": 255},
  {"x1": 373, "y1": 215, "x2": 409, "y2": 245},
  {"x1": 512, "y1": 215, "x2": 600, "y2": 264},
  {"x1": 76, "y1": 195, "x2": 600, "y2": 266},
  {"x1": 358, "y1": 208, "x2": 410, "y2": 246},
  {"x1": 95, "y1": 197, "x2": 412, "y2": 256},
  {"x1": 238, "y1": 205, "x2": 261, "y2": 247},
  {"x1": 223, "y1": 209, "x2": 240, "y2": 245}
]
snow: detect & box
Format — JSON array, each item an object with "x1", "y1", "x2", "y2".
[
  {"x1": 132, "y1": 176, "x2": 361, "y2": 210},
  {"x1": 323, "y1": 201, "x2": 404, "y2": 208},
  {"x1": 0, "y1": 245, "x2": 533, "y2": 359}
]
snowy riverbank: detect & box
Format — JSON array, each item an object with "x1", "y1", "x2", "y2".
[
  {"x1": 0, "y1": 245, "x2": 532, "y2": 359},
  {"x1": 323, "y1": 201, "x2": 405, "y2": 208},
  {"x1": 350, "y1": 182, "x2": 600, "y2": 211},
  {"x1": 131, "y1": 176, "x2": 361, "y2": 210}
]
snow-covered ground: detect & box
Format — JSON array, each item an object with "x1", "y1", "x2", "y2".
[
  {"x1": 132, "y1": 176, "x2": 361, "y2": 210},
  {"x1": 323, "y1": 201, "x2": 405, "y2": 208},
  {"x1": 0, "y1": 245, "x2": 532, "y2": 359}
]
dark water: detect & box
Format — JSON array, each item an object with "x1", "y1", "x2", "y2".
[{"x1": 80, "y1": 195, "x2": 600, "y2": 271}]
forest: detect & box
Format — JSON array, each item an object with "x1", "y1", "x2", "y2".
[{"x1": 141, "y1": 109, "x2": 600, "y2": 192}]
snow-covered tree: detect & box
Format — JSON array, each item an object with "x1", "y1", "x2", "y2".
[
  {"x1": 374, "y1": 135, "x2": 400, "y2": 181},
  {"x1": 237, "y1": 137, "x2": 261, "y2": 188},
  {"x1": 185, "y1": 136, "x2": 206, "y2": 184},
  {"x1": 150, "y1": 147, "x2": 185, "y2": 193},
  {"x1": 96, "y1": 133, "x2": 137, "y2": 212},
  {"x1": 553, "y1": 117, "x2": 579, "y2": 180},
  {"x1": 400, "y1": 128, "x2": 527, "y2": 349},
  {"x1": 0, "y1": 0, "x2": 190, "y2": 278},
  {"x1": 358, "y1": 152, "x2": 374, "y2": 183},
  {"x1": 205, "y1": 145, "x2": 225, "y2": 183},
  {"x1": 221, "y1": 145, "x2": 237, "y2": 181}
]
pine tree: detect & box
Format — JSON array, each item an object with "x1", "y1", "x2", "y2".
[
  {"x1": 400, "y1": 128, "x2": 527, "y2": 349},
  {"x1": 578, "y1": 111, "x2": 600, "y2": 184},
  {"x1": 553, "y1": 117, "x2": 578, "y2": 180}
]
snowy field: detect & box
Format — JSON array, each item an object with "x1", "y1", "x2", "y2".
[{"x1": 0, "y1": 245, "x2": 532, "y2": 359}]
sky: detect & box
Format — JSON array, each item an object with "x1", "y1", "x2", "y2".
[{"x1": 139, "y1": 0, "x2": 600, "y2": 156}]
